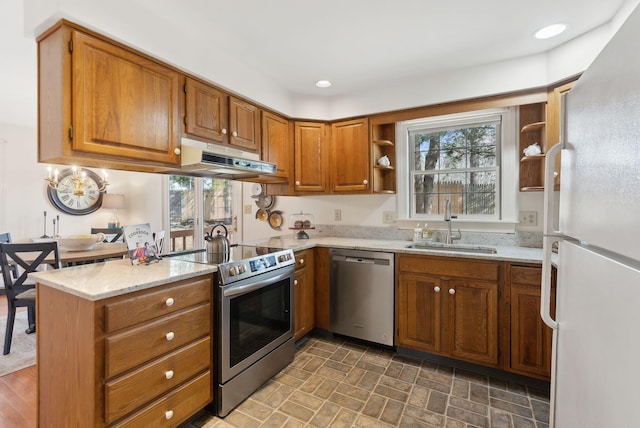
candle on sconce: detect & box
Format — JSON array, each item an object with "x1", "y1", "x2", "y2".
[{"x1": 47, "y1": 165, "x2": 52, "y2": 180}]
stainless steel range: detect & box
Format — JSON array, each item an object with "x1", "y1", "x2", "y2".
[{"x1": 173, "y1": 245, "x2": 295, "y2": 417}]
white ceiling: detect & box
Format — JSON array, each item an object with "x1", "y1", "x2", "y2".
[{"x1": 0, "y1": 0, "x2": 635, "y2": 127}]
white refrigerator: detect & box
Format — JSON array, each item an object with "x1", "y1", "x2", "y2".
[{"x1": 541, "y1": 5, "x2": 640, "y2": 427}]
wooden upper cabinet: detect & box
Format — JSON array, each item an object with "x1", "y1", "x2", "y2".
[
  {"x1": 184, "y1": 77, "x2": 229, "y2": 144},
  {"x1": 38, "y1": 23, "x2": 181, "y2": 169},
  {"x1": 229, "y1": 96, "x2": 261, "y2": 153},
  {"x1": 262, "y1": 111, "x2": 292, "y2": 181},
  {"x1": 70, "y1": 29, "x2": 180, "y2": 164},
  {"x1": 294, "y1": 121, "x2": 327, "y2": 193},
  {"x1": 330, "y1": 118, "x2": 370, "y2": 193}
]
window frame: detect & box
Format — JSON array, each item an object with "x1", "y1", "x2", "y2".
[{"x1": 396, "y1": 107, "x2": 519, "y2": 226}]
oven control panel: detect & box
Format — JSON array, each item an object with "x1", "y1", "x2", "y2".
[{"x1": 219, "y1": 249, "x2": 295, "y2": 284}]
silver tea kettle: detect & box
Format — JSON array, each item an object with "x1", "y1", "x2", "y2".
[{"x1": 205, "y1": 223, "x2": 230, "y2": 263}]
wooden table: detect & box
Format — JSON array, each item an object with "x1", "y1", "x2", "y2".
[{"x1": 59, "y1": 242, "x2": 128, "y2": 264}]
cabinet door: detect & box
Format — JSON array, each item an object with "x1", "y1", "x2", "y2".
[
  {"x1": 447, "y1": 279, "x2": 499, "y2": 366},
  {"x1": 229, "y1": 96, "x2": 260, "y2": 153},
  {"x1": 330, "y1": 118, "x2": 370, "y2": 193},
  {"x1": 294, "y1": 122, "x2": 327, "y2": 193},
  {"x1": 510, "y1": 266, "x2": 554, "y2": 379},
  {"x1": 184, "y1": 77, "x2": 228, "y2": 144},
  {"x1": 294, "y1": 250, "x2": 314, "y2": 341},
  {"x1": 396, "y1": 273, "x2": 443, "y2": 354},
  {"x1": 71, "y1": 31, "x2": 180, "y2": 165},
  {"x1": 262, "y1": 111, "x2": 291, "y2": 180}
]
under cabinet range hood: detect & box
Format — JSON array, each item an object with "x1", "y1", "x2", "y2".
[{"x1": 180, "y1": 138, "x2": 277, "y2": 180}]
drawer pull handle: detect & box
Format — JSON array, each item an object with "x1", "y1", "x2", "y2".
[
  {"x1": 434, "y1": 286, "x2": 440, "y2": 293},
  {"x1": 165, "y1": 410, "x2": 174, "y2": 420},
  {"x1": 166, "y1": 331, "x2": 175, "y2": 341},
  {"x1": 449, "y1": 288, "x2": 456, "y2": 295},
  {"x1": 165, "y1": 370, "x2": 174, "y2": 380},
  {"x1": 165, "y1": 297, "x2": 175, "y2": 307}
]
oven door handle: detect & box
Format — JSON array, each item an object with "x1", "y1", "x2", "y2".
[{"x1": 222, "y1": 269, "x2": 292, "y2": 297}]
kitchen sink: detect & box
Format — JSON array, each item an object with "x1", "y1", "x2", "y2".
[{"x1": 405, "y1": 242, "x2": 498, "y2": 254}]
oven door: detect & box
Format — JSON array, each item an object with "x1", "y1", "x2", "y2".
[{"x1": 219, "y1": 265, "x2": 294, "y2": 383}]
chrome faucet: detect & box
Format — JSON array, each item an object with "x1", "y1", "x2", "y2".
[{"x1": 444, "y1": 199, "x2": 462, "y2": 244}]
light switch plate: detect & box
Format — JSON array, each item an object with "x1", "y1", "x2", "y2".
[
  {"x1": 243, "y1": 204, "x2": 252, "y2": 214},
  {"x1": 334, "y1": 209, "x2": 342, "y2": 221},
  {"x1": 383, "y1": 211, "x2": 396, "y2": 223}
]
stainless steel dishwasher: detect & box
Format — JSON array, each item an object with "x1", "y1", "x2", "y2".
[{"x1": 329, "y1": 248, "x2": 394, "y2": 346}]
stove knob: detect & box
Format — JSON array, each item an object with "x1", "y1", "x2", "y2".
[
  {"x1": 238, "y1": 264, "x2": 246, "y2": 274},
  {"x1": 228, "y1": 266, "x2": 237, "y2": 276}
]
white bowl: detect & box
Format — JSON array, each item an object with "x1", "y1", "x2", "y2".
[{"x1": 57, "y1": 234, "x2": 104, "y2": 251}]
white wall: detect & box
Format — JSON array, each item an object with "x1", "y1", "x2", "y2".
[{"x1": 0, "y1": 122, "x2": 163, "y2": 242}]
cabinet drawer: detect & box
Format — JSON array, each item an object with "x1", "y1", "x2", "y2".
[
  {"x1": 105, "y1": 337, "x2": 211, "y2": 424},
  {"x1": 510, "y1": 265, "x2": 542, "y2": 286},
  {"x1": 111, "y1": 371, "x2": 212, "y2": 428},
  {"x1": 398, "y1": 255, "x2": 498, "y2": 281},
  {"x1": 105, "y1": 276, "x2": 211, "y2": 333},
  {"x1": 295, "y1": 249, "x2": 312, "y2": 271},
  {"x1": 105, "y1": 304, "x2": 211, "y2": 378}
]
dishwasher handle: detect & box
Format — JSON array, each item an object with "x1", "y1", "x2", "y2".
[{"x1": 332, "y1": 255, "x2": 390, "y2": 266}]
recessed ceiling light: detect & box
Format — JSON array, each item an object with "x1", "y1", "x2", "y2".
[
  {"x1": 534, "y1": 23, "x2": 567, "y2": 39},
  {"x1": 315, "y1": 80, "x2": 332, "y2": 88}
]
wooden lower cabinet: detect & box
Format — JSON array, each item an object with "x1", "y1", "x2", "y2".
[
  {"x1": 509, "y1": 264, "x2": 555, "y2": 380},
  {"x1": 37, "y1": 274, "x2": 214, "y2": 427},
  {"x1": 294, "y1": 249, "x2": 315, "y2": 340},
  {"x1": 396, "y1": 255, "x2": 500, "y2": 367}
]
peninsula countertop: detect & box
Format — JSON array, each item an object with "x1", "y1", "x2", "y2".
[{"x1": 30, "y1": 257, "x2": 217, "y2": 301}]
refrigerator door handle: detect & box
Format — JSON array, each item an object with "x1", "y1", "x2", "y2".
[
  {"x1": 541, "y1": 235, "x2": 559, "y2": 330},
  {"x1": 543, "y1": 143, "x2": 563, "y2": 236}
]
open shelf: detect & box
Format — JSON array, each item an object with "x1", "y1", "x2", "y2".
[
  {"x1": 520, "y1": 121, "x2": 546, "y2": 133},
  {"x1": 371, "y1": 122, "x2": 396, "y2": 194},
  {"x1": 519, "y1": 103, "x2": 547, "y2": 192}
]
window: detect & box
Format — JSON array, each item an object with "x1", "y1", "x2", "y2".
[
  {"x1": 168, "y1": 176, "x2": 235, "y2": 252},
  {"x1": 398, "y1": 108, "x2": 518, "y2": 223}
]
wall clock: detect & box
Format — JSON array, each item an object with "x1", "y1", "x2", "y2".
[{"x1": 47, "y1": 168, "x2": 104, "y2": 215}]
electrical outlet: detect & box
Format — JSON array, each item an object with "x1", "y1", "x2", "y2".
[
  {"x1": 243, "y1": 204, "x2": 252, "y2": 214},
  {"x1": 334, "y1": 209, "x2": 342, "y2": 221},
  {"x1": 519, "y1": 210, "x2": 537, "y2": 226},
  {"x1": 383, "y1": 211, "x2": 396, "y2": 223}
]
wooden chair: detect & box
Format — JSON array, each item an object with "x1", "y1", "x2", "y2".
[
  {"x1": 91, "y1": 227, "x2": 123, "y2": 242},
  {"x1": 0, "y1": 242, "x2": 61, "y2": 355},
  {"x1": 0, "y1": 233, "x2": 16, "y2": 295}
]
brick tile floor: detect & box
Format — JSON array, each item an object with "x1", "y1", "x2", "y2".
[{"x1": 184, "y1": 334, "x2": 550, "y2": 428}]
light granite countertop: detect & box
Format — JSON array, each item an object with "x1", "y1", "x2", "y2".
[
  {"x1": 30, "y1": 236, "x2": 551, "y2": 301},
  {"x1": 246, "y1": 236, "x2": 549, "y2": 264},
  {"x1": 30, "y1": 257, "x2": 217, "y2": 301}
]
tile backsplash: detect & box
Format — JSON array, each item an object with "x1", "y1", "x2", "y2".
[{"x1": 311, "y1": 225, "x2": 543, "y2": 248}]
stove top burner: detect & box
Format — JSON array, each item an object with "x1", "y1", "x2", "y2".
[{"x1": 171, "y1": 244, "x2": 295, "y2": 285}]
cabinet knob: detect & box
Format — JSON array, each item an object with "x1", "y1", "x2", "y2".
[
  {"x1": 299, "y1": 259, "x2": 304, "y2": 265},
  {"x1": 165, "y1": 410, "x2": 174, "y2": 420},
  {"x1": 165, "y1": 331, "x2": 175, "y2": 341},
  {"x1": 165, "y1": 370, "x2": 174, "y2": 380},
  {"x1": 294, "y1": 279, "x2": 298, "y2": 285},
  {"x1": 434, "y1": 286, "x2": 440, "y2": 293},
  {"x1": 449, "y1": 288, "x2": 456, "y2": 295},
  {"x1": 363, "y1": 179, "x2": 368, "y2": 185},
  {"x1": 221, "y1": 128, "x2": 227, "y2": 135},
  {"x1": 553, "y1": 171, "x2": 559, "y2": 177},
  {"x1": 232, "y1": 131, "x2": 238, "y2": 137},
  {"x1": 295, "y1": 181, "x2": 301, "y2": 186},
  {"x1": 173, "y1": 148, "x2": 181, "y2": 155},
  {"x1": 165, "y1": 297, "x2": 174, "y2": 307}
]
